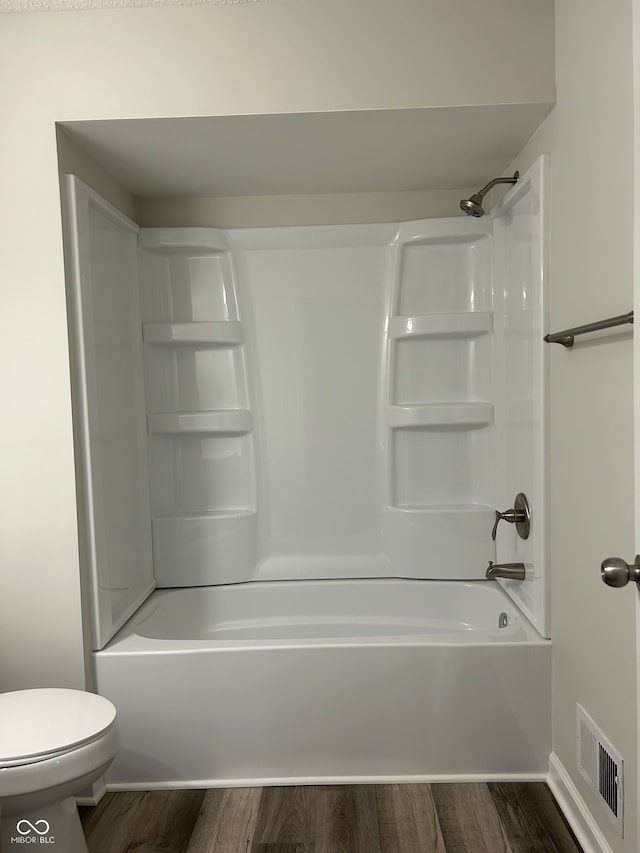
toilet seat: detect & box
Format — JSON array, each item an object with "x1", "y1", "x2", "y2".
[
  {"x1": 0, "y1": 688, "x2": 116, "y2": 769},
  {"x1": 0, "y1": 723, "x2": 119, "y2": 804}
]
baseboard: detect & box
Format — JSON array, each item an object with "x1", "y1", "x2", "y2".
[
  {"x1": 76, "y1": 775, "x2": 108, "y2": 807},
  {"x1": 106, "y1": 771, "x2": 548, "y2": 791},
  {"x1": 547, "y1": 753, "x2": 615, "y2": 853}
]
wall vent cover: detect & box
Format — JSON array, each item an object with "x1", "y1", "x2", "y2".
[{"x1": 576, "y1": 703, "x2": 624, "y2": 836}]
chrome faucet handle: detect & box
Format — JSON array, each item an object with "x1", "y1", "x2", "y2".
[{"x1": 491, "y1": 493, "x2": 531, "y2": 541}]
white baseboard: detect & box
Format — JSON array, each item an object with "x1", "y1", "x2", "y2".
[
  {"x1": 76, "y1": 775, "x2": 108, "y2": 807},
  {"x1": 105, "y1": 771, "x2": 547, "y2": 791},
  {"x1": 548, "y1": 753, "x2": 615, "y2": 853}
]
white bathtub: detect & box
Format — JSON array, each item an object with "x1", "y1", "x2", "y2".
[{"x1": 95, "y1": 579, "x2": 551, "y2": 788}]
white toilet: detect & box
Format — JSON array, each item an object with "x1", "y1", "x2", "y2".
[{"x1": 0, "y1": 688, "x2": 118, "y2": 853}]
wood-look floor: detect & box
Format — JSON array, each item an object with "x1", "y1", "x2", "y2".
[{"x1": 79, "y1": 783, "x2": 583, "y2": 853}]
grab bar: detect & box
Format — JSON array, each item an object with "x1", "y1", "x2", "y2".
[{"x1": 544, "y1": 311, "x2": 634, "y2": 347}]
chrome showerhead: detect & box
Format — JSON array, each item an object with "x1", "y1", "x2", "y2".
[{"x1": 459, "y1": 171, "x2": 519, "y2": 218}]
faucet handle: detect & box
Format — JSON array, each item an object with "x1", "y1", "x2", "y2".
[
  {"x1": 491, "y1": 493, "x2": 531, "y2": 541},
  {"x1": 492, "y1": 509, "x2": 516, "y2": 541}
]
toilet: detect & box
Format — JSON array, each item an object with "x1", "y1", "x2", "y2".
[{"x1": 0, "y1": 688, "x2": 118, "y2": 853}]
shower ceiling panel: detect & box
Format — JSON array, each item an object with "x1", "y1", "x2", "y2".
[{"x1": 59, "y1": 103, "x2": 552, "y2": 199}]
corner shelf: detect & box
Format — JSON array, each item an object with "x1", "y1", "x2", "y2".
[
  {"x1": 152, "y1": 508, "x2": 256, "y2": 521},
  {"x1": 138, "y1": 227, "x2": 258, "y2": 587},
  {"x1": 148, "y1": 409, "x2": 252, "y2": 435},
  {"x1": 388, "y1": 503, "x2": 494, "y2": 514},
  {"x1": 387, "y1": 403, "x2": 493, "y2": 429},
  {"x1": 151, "y1": 509, "x2": 258, "y2": 587},
  {"x1": 382, "y1": 503, "x2": 495, "y2": 579},
  {"x1": 139, "y1": 228, "x2": 227, "y2": 254},
  {"x1": 143, "y1": 322, "x2": 244, "y2": 346},
  {"x1": 389, "y1": 312, "x2": 492, "y2": 339}
]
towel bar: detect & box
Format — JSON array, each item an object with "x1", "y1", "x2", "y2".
[{"x1": 544, "y1": 311, "x2": 633, "y2": 347}]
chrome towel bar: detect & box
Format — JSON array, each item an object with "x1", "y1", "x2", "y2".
[{"x1": 544, "y1": 310, "x2": 634, "y2": 347}]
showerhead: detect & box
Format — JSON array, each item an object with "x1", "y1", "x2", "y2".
[
  {"x1": 459, "y1": 193, "x2": 485, "y2": 218},
  {"x1": 459, "y1": 171, "x2": 519, "y2": 218}
]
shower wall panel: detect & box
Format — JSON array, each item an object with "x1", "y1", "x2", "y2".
[
  {"x1": 229, "y1": 227, "x2": 394, "y2": 580},
  {"x1": 65, "y1": 176, "x2": 155, "y2": 650},
  {"x1": 492, "y1": 156, "x2": 549, "y2": 636},
  {"x1": 138, "y1": 220, "x2": 498, "y2": 585}
]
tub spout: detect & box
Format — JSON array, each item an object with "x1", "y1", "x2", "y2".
[{"x1": 486, "y1": 561, "x2": 526, "y2": 581}]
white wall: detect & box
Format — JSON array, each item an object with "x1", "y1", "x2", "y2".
[
  {"x1": 0, "y1": 0, "x2": 554, "y2": 691},
  {"x1": 57, "y1": 129, "x2": 137, "y2": 221},
  {"x1": 137, "y1": 189, "x2": 476, "y2": 229},
  {"x1": 510, "y1": 2, "x2": 637, "y2": 851}
]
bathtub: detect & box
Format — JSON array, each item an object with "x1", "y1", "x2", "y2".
[{"x1": 95, "y1": 579, "x2": 551, "y2": 788}]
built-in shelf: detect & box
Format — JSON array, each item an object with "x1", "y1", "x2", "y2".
[
  {"x1": 152, "y1": 508, "x2": 257, "y2": 521},
  {"x1": 138, "y1": 227, "x2": 258, "y2": 588},
  {"x1": 148, "y1": 409, "x2": 252, "y2": 435},
  {"x1": 152, "y1": 509, "x2": 258, "y2": 586},
  {"x1": 389, "y1": 312, "x2": 492, "y2": 339},
  {"x1": 143, "y1": 321, "x2": 244, "y2": 346},
  {"x1": 387, "y1": 403, "x2": 493, "y2": 429},
  {"x1": 139, "y1": 228, "x2": 227, "y2": 254},
  {"x1": 388, "y1": 503, "x2": 494, "y2": 514}
]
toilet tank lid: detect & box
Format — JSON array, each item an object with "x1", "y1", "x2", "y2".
[{"x1": 0, "y1": 688, "x2": 116, "y2": 764}]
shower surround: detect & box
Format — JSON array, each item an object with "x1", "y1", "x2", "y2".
[
  {"x1": 65, "y1": 157, "x2": 549, "y2": 787},
  {"x1": 140, "y1": 218, "x2": 497, "y2": 589}
]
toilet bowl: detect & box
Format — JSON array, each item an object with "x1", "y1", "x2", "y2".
[{"x1": 0, "y1": 688, "x2": 118, "y2": 853}]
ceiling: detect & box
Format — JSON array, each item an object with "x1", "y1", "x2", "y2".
[{"x1": 61, "y1": 103, "x2": 553, "y2": 199}]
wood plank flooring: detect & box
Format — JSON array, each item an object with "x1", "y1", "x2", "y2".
[{"x1": 79, "y1": 783, "x2": 582, "y2": 853}]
